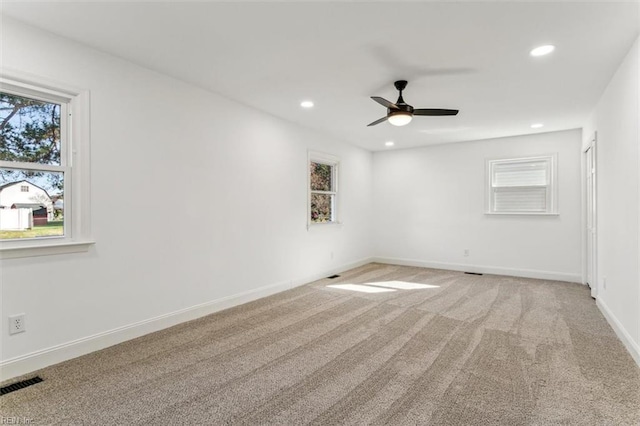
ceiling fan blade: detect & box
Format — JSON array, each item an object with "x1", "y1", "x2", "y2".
[
  {"x1": 367, "y1": 116, "x2": 389, "y2": 127},
  {"x1": 413, "y1": 108, "x2": 459, "y2": 116},
  {"x1": 371, "y1": 96, "x2": 399, "y2": 109}
]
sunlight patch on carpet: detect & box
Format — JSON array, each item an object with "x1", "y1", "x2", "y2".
[
  {"x1": 327, "y1": 281, "x2": 439, "y2": 293},
  {"x1": 327, "y1": 284, "x2": 396, "y2": 293},
  {"x1": 365, "y1": 281, "x2": 440, "y2": 290}
]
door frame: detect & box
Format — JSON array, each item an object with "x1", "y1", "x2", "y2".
[{"x1": 582, "y1": 132, "x2": 598, "y2": 298}]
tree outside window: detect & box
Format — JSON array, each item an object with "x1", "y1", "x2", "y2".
[{"x1": 309, "y1": 154, "x2": 338, "y2": 225}]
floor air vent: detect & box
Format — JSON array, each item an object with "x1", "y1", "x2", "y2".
[
  {"x1": 327, "y1": 274, "x2": 341, "y2": 279},
  {"x1": 464, "y1": 272, "x2": 484, "y2": 276},
  {"x1": 1, "y1": 376, "x2": 43, "y2": 396}
]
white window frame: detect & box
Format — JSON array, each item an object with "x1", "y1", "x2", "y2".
[
  {"x1": 0, "y1": 72, "x2": 93, "y2": 258},
  {"x1": 308, "y1": 151, "x2": 340, "y2": 228},
  {"x1": 485, "y1": 154, "x2": 558, "y2": 215}
]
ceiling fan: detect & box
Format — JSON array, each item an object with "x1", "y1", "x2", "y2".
[{"x1": 368, "y1": 80, "x2": 459, "y2": 127}]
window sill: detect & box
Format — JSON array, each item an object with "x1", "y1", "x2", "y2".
[
  {"x1": 0, "y1": 240, "x2": 95, "y2": 259},
  {"x1": 485, "y1": 212, "x2": 559, "y2": 216},
  {"x1": 307, "y1": 221, "x2": 343, "y2": 231}
]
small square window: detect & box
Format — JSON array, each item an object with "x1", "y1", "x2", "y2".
[
  {"x1": 486, "y1": 154, "x2": 557, "y2": 215},
  {"x1": 20, "y1": 185, "x2": 29, "y2": 192}
]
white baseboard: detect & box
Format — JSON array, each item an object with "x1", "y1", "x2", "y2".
[
  {"x1": 0, "y1": 257, "x2": 373, "y2": 382},
  {"x1": 372, "y1": 257, "x2": 582, "y2": 283},
  {"x1": 596, "y1": 298, "x2": 640, "y2": 368}
]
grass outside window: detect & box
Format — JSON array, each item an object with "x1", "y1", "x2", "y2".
[{"x1": 0, "y1": 221, "x2": 63, "y2": 239}]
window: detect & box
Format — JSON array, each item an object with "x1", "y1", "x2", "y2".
[
  {"x1": 486, "y1": 154, "x2": 557, "y2": 214},
  {"x1": 308, "y1": 152, "x2": 339, "y2": 226},
  {"x1": 0, "y1": 74, "x2": 92, "y2": 258}
]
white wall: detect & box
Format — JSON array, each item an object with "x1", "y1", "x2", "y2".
[
  {"x1": 0, "y1": 18, "x2": 374, "y2": 378},
  {"x1": 583, "y1": 36, "x2": 640, "y2": 365},
  {"x1": 373, "y1": 129, "x2": 583, "y2": 282}
]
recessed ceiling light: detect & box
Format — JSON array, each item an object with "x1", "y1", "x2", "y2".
[
  {"x1": 300, "y1": 100, "x2": 314, "y2": 108},
  {"x1": 385, "y1": 141, "x2": 395, "y2": 147},
  {"x1": 531, "y1": 123, "x2": 544, "y2": 129},
  {"x1": 530, "y1": 45, "x2": 555, "y2": 57}
]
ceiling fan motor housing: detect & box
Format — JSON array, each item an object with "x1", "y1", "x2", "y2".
[{"x1": 388, "y1": 105, "x2": 413, "y2": 115}]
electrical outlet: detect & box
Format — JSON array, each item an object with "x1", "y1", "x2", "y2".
[
  {"x1": 9, "y1": 314, "x2": 26, "y2": 335},
  {"x1": 464, "y1": 249, "x2": 470, "y2": 257}
]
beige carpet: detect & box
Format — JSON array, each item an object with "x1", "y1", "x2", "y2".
[{"x1": 1, "y1": 263, "x2": 639, "y2": 425}]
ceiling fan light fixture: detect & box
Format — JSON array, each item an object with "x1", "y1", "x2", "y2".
[{"x1": 388, "y1": 111, "x2": 413, "y2": 126}]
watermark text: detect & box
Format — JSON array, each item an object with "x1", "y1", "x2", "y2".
[{"x1": 0, "y1": 417, "x2": 34, "y2": 425}]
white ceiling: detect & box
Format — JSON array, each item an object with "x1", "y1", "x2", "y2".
[{"x1": 2, "y1": 1, "x2": 639, "y2": 151}]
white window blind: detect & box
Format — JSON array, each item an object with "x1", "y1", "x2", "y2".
[
  {"x1": 487, "y1": 155, "x2": 557, "y2": 214},
  {"x1": 492, "y1": 160, "x2": 548, "y2": 186}
]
